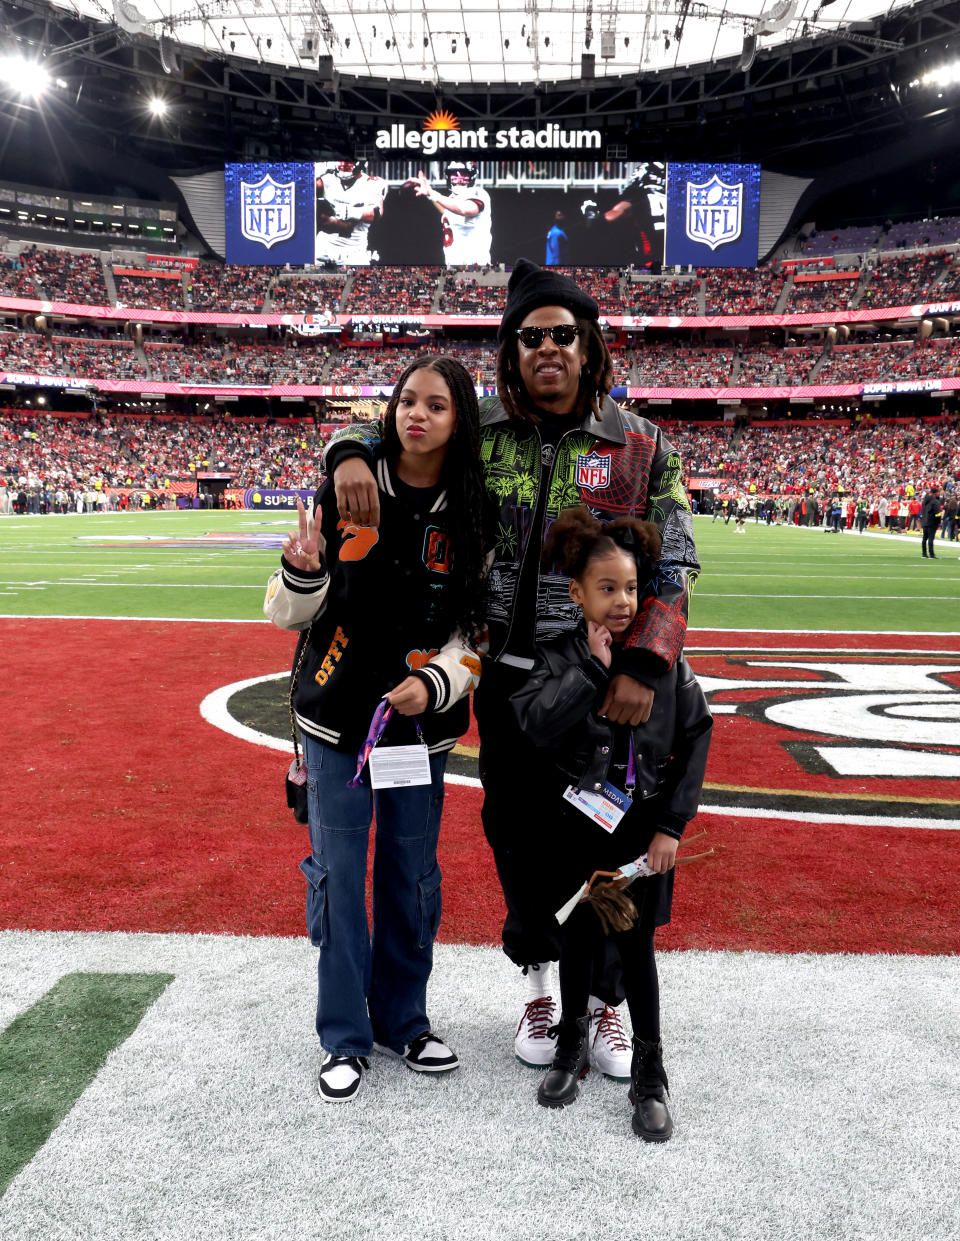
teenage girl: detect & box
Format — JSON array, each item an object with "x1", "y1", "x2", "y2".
[
  {"x1": 265, "y1": 355, "x2": 489, "y2": 1103},
  {"x1": 511, "y1": 506, "x2": 712, "y2": 1140}
]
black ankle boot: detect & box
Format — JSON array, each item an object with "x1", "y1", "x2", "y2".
[
  {"x1": 537, "y1": 1016, "x2": 590, "y2": 1109},
  {"x1": 629, "y1": 1036, "x2": 673, "y2": 1142}
]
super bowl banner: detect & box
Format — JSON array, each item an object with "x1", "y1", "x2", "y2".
[
  {"x1": 664, "y1": 162, "x2": 762, "y2": 268},
  {"x1": 224, "y1": 162, "x2": 317, "y2": 265}
]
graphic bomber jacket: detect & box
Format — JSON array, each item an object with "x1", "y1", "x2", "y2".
[
  {"x1": 264, "y1": 454, "x2": 483, "y2": 754},
  {"x1": 324, "y1": 395, "x2": 699, "y2": 679}
]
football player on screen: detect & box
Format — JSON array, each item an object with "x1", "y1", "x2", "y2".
[
  {"x1": 579, "y1": 162, "x2": 666, "y2": 268},
  {"x1": 414, "y1": 161, "x2": 492, "y2": 267},
  {"x1": 315, "y1": 160, "x2": 387, "y2": 266}
]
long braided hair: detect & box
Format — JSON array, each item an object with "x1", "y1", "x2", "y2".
[
  {"x1": 495, "y1": 318, "x2": 614, "y2": 423},
  {"x1": 381, "y1": 354, "x2": 489, "y2": 646}
]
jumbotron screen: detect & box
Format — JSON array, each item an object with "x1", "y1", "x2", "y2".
[{"x1": 223, "y1": 159, "x2": 762, "y2": 269}]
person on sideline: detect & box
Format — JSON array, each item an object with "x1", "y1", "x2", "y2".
[
  {"x1": 921, "y1": 484, "x2": 942, "y2": 558},
  {"x1": 265, "y1": 355, "x2": 489, "y2": 1103},
  {"x1": 511, "y1": 507, "x2": 711, "y2": 1140},
  {"x1": 940, "y1": 493, "x2": 957, "y2": 542},
  {"x1": 322, "y1": 260, "x2": 699, "y2": 1082}
]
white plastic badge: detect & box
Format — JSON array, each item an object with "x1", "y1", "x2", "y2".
[
  {"x1": 368, "y1": 744, "x2": 432, "y2": 790},
  {"x1": 562, "y1": 782, "x2": 629, "y2": 833}
]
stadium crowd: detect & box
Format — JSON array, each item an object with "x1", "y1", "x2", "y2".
[
  {"x1": 115, "y1": 273, "x2": 184, "y2": 312},
  {"x1": 6, "y1": 326, "x2": 960, "y2": 388},
  {"x1": 5, "y1": 410, "x2": 959, "y2": 524},
  {"x1": 187, "y1": 264, "x2": 274, "y2": 312},
  {"x1": 667, "y1": 413, "x2": 960, "y2": 506},
  {"x1": 701, "y1": 267, "x2": 786, "y2": 315},
  {"x1": 0, "y1": 410, "x2": 326, "y2": 497},
  {"x1": 627, "y1": 276, "x2": 701, "y2": 316},
  {"x1": 4, "y1": 216, "x2": 960, "y2": 322},
  {"x1": 3, "y1": 245, "x2": 110, "y2": 304},
  {"x1": 269, "y1": 275, "x2": 346, "y2": 314}
]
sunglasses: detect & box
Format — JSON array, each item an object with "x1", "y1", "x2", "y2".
[{"x1": 515, "y1": 324, "x2": 582, "y2": 349}]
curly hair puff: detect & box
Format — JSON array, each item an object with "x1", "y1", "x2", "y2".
[{"x1": 542, "y1": 505, "x2": 662, "y2": 583}]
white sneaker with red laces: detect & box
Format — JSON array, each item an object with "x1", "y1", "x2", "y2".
[
  {"x1": 515, "y1": 995, "x2": 558, "y2": 1067},
  {"x1": 588, "y1": 997, "x2": 632, "y2": 1081}
]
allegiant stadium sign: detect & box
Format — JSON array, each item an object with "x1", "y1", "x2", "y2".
[{"x1": 375, "y1": 121, "x2": 603, "y2": 154}]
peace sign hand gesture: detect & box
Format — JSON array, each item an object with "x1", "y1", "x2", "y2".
[{"x1": 281, "y1": 498, "x2": 325, "y2": 572}]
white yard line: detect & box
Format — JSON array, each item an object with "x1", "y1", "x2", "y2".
[{"x1": 1, "y1": 933, "x2": 957, "y2": 1241}]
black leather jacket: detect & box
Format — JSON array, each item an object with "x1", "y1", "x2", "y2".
[{"x1": 510, "y1": 625, "x2": 713, "y2": 840}]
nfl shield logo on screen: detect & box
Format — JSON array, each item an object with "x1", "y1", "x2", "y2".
[
  {"x1": 576, "y1": 451, "x2": 611, "y2": 491},
  {"x1": 685, "y1": 175, "x2": 743, "y2": 251},
  {"x1": 240, "y1": 173, "x2": 296, "y2": 249}
]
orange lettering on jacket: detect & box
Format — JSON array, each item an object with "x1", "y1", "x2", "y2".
[
  {"x1": 315, "y1": 626, "x2": 349, "y2": 686},
  {"x1": 459, "y1": 654, "x2": 482, "y2": 679}
]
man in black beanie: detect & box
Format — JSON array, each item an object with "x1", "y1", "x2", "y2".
[{"x1": 323, "y1": 258, "x2": 699, "y2": 1087}]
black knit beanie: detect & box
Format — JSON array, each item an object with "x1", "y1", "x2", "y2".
[{"x1": 498, "y1": 258, "x2": 600, "y2": 343}]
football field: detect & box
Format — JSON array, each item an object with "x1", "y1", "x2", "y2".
[{"x1": 1, "y1": 511, "x2": 959, "y2": 1240}]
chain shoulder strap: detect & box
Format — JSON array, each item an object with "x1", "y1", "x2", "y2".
[{"x1": 288, "y1": 624, "x2": 313, "y2": 770}]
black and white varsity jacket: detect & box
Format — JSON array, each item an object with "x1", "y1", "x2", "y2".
[{"x1": 264, "y1": 452, "x2": 483, "y2": 755}]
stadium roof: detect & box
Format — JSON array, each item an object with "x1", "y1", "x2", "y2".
[{"x1": 54, "y1": 0, "x2": 916, "y2": 85}]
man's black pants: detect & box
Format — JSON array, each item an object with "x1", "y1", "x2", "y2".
[{"x1": 474, "y1": 661, "x2": 625, "y2": 1007}]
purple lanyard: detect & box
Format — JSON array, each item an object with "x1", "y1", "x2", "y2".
[
  {"x1": 626, "y1": 739, "x2": 636, "y2": 797},
  {"x1": 348, "y1": 699, "x2": 423, "y2": 788}
]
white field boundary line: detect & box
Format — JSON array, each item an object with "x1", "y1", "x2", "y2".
[
  {"x1": 0, "y1": 582, "x2": 265, "y2": 588},
  {"x1": 3, "y1": 934, "x2": 958, "y2": 1241},
  {"x1": 0, "y1": 613, "x2": 271, "y2": 622},
  {"x1": 693, "y1": 593, "x2": 960, "y2": 600},
  {"x1": 198, "y1": 675, "x2": 960, "y2": 831},
  {"x1": 690, "y1": 648, "x2": 960, "y2": 654},
  {"x1": 4, "y1": 621, "x2": 957, "y2": 830}
]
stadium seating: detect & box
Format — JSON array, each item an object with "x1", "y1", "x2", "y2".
[
  {"x1": 21, "y1": 247, "x2": 109, "y2": 304},
  {"x1": 269, "y1": 275, "x2": 347, "y2": 314},
  {"x1": 2, "y1": 222, "x2": 960, "y2": 411},
  {"x1": 115, "y1": 272, "x2": 184, "y2": 312},
  {"x1": 187, "y1": 264, "x2": 275, "y2": 312},
  {"x1": 3, "y1": 410, "x2": 956, "y2": 507}
]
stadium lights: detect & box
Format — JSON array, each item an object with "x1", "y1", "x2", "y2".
[
  {"x1": 910, "y1": 60, "x2": 960, "y2": 88},
  {"x1": 0, "y1": 53, "x2": 52, "y2": 98},
  {"x1": 149, "y1": 96, "x2": 169, "y2": 117}
]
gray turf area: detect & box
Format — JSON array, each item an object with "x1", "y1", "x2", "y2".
[{"x1": 1, "y1": 931, "x2": 958, "y2": 1241}]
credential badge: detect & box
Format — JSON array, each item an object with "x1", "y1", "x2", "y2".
[
  {"x1": 576, "y1": 450, "x2": 611, "y2": 492},
  {"x1": 685, "y1": 174, "x2": 743, "y2": 251},
  {"x1": 240, "y1": 173, "x2": 296, "y2": 249}
]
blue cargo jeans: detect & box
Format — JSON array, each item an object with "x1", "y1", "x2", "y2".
[{"x1": 299, "y1": 733, "x2": 447, "y2": 1057}]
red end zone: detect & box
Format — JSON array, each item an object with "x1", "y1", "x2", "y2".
[{"x1": 1, "y1": 618, "x2": 958, "y2": 954}]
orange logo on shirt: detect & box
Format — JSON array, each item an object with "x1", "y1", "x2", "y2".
[
  {"x1": 423, "y1": 527, "x2": 452, "y2": 574},
  {"x1": 338, "y1": 520, "x2": 379, "y2": 561}
]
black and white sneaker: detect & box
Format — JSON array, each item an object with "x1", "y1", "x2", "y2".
[
  {"x1": 317, "y1": 1053, "x2": 369, "y2": 1103},
  {"x1": 373, "y1": 1030, "x2": 459, "y2": 1074}
]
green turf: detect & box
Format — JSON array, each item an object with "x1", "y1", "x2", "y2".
[
  {"x1": 0, "y1": 972, "x2": 174, "y2": 1195},
  {"x1": 0, "y1": 511, "x2": 282, "y2": 620},
  {"x1": 0, "y1": 511, "x2": 958, "y2": 630},
  {"x1": 687, "y1": 518, "x2": 960, "y2": 632}
]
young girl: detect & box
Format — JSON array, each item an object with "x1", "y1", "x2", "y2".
[
  {"x1": 265, "y1": 355, "x2": 489, "y2": 1103},
  {"x1": 511, "y1": 507, "x2": 712, "y2": 1140}
]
